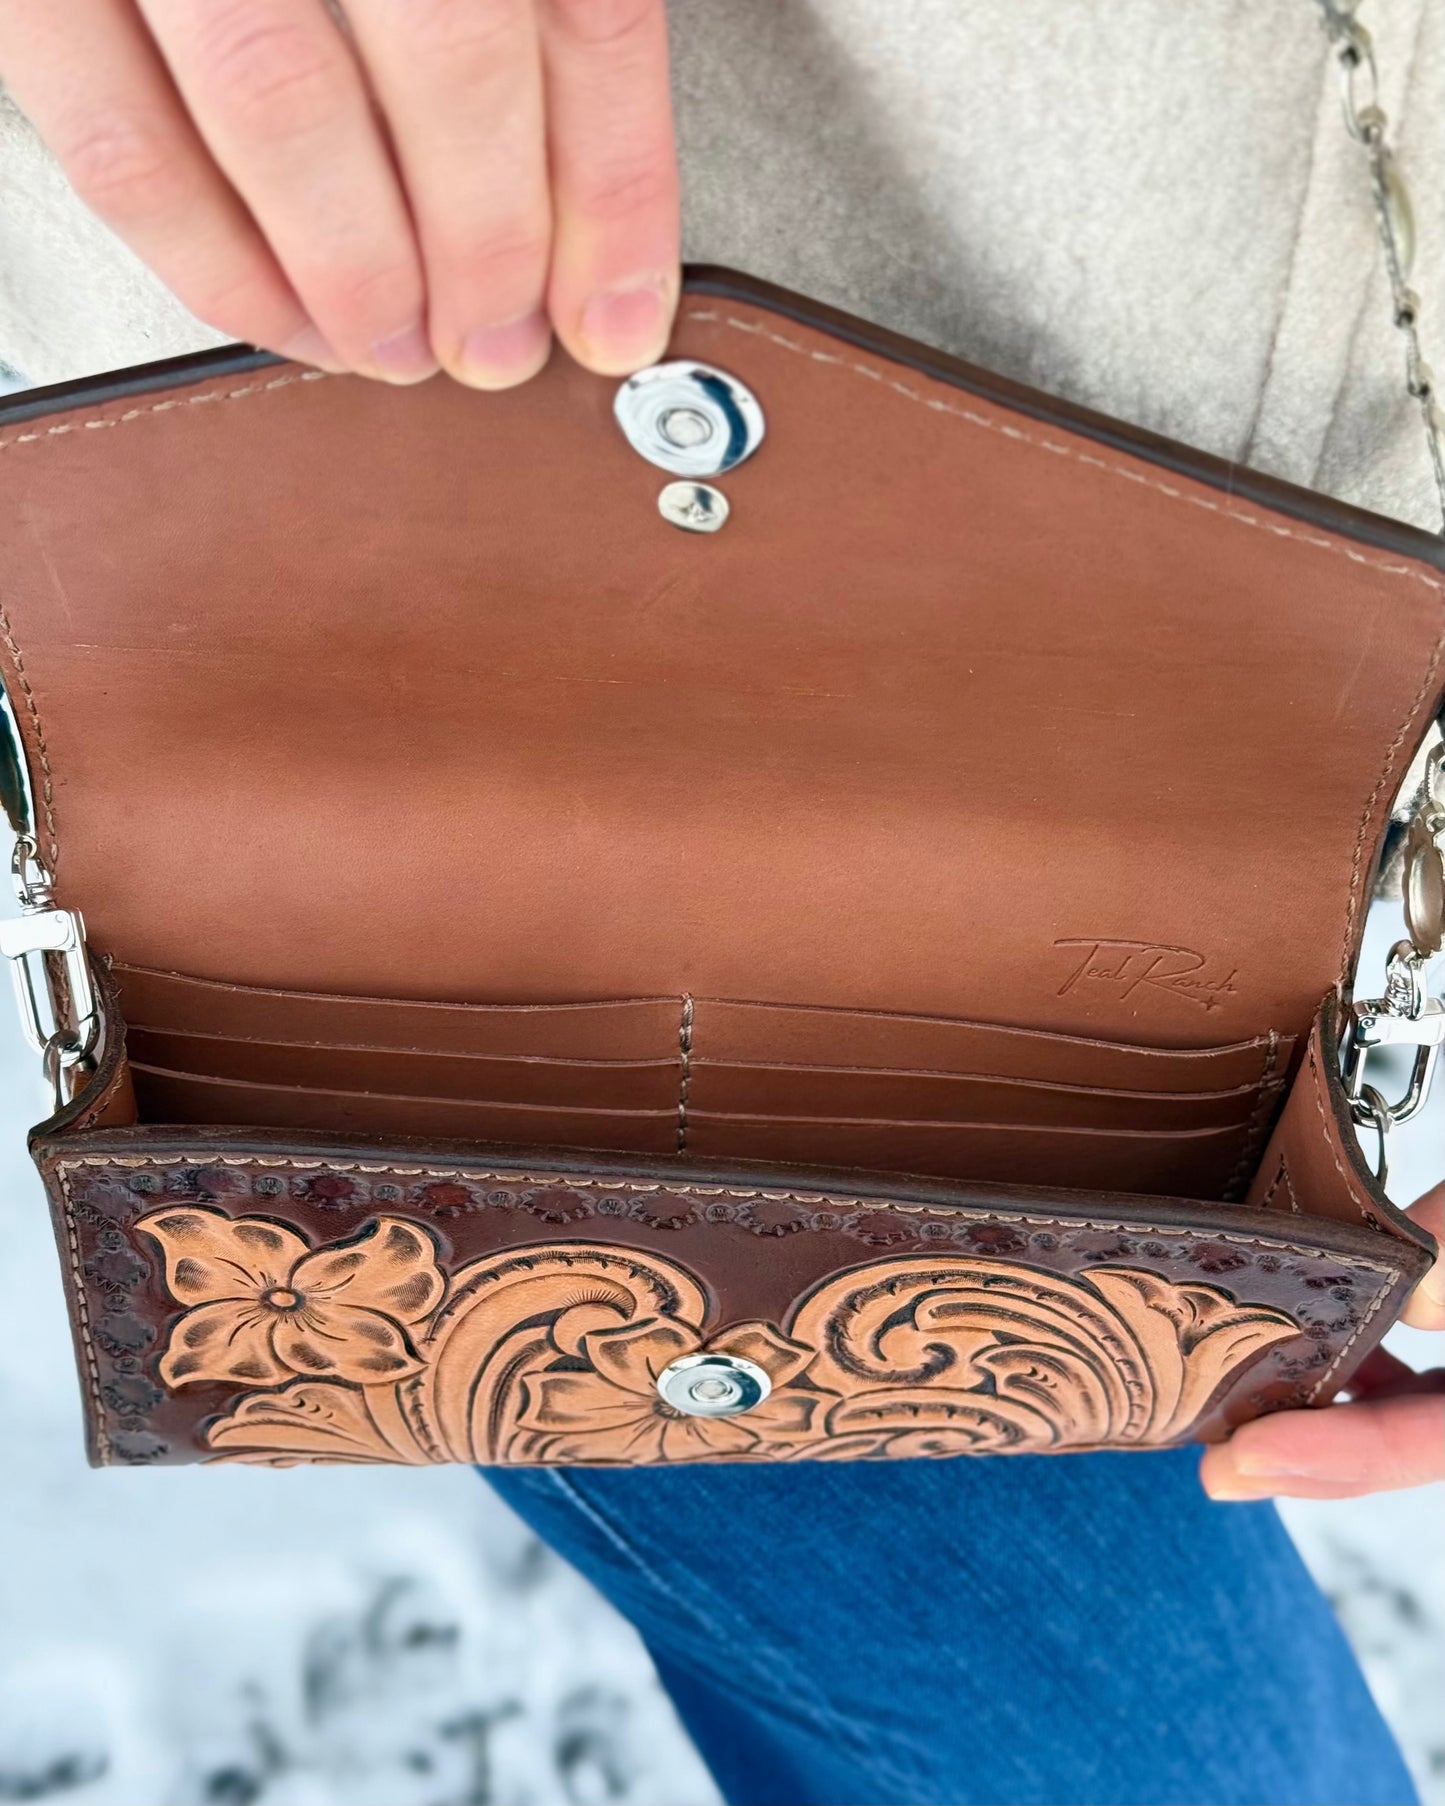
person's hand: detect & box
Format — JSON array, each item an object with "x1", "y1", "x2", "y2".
[
  {"x1": 1201, "y1": 1183, "x2": 1444, "y2": 1501},
  {"x1": 0, "y1": 0, "x2": 679, "y2": 386}
]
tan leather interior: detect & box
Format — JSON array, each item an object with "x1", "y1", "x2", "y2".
[
  {"x1": 111, "y1": 961, "x2": 1286, "y2": 1191},
  {"x1": 2, "y1": 271, "x2": 1441, "y2": 1206}
]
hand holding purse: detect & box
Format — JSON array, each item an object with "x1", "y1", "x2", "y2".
[
  {"x1": 2, "y1": 1, "x2": 1441, "y2": 1470},
  {"x1": 1, "y1": 256, "x2": 1439, "y2": 1471}
]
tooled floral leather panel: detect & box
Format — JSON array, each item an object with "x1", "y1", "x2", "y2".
[{"x1": 40, "y1": 1138, "x2": 1424, "y2": 1468}]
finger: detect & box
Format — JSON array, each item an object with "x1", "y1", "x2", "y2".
[
  {"x1": 135, "y1": 0, "x2": 435, "y2": 382},
  {"x1": 1200, "y1": 1393, "x2": 1445, "y2": 1501},
  {"x1": 341, "y1": 0, "x2": 553, "y2": 389},
  {"x1": 1345, "y1": 1347, "x2": 1445, "y2": 1400},
  {"x1": 1401, "y1": 1182, "x2": 1444, "y2": 1330},
  {"x1": 539, "y1": 0, "x2": 679, "y2": 375},
  {"x1": 0, "y1": 0, "x2": 341, "y2": 368}
]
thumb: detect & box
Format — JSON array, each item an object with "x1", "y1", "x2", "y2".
[{"x1": 1401, "y1": 1183, "x2": 1444, "y2": 1331}]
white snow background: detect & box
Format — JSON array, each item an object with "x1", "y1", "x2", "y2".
[{"x1": 0, "y1": 625, "x2": 1439, "y2": 1804}]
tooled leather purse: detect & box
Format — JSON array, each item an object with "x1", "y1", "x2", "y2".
[{"x1": 3, "y1": 41, "x2": 1444, "y2": 1469}]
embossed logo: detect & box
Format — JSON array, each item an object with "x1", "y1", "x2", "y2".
[{"x1": 1054, "y1": 938, "x2": 1239, "y2": 1013}]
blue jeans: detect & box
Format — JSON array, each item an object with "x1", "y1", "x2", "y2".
[{"x1": 486, "y1": 1446, "x2": 1415, "y2": 1806}]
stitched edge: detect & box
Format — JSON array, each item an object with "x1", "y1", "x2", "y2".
[
  {"x1": 681, "y1": 300, "x2": 1445, "y2": 1054},
  {"x1": 1305, "y1": 1033, "x2": 1375, "y2": 1227},
  {"x1": 682, "y1": 308, "x2": 1445, "y2": 593},
  {"x1": 50, "y1": 1150, "x2": 1400, "y2": 1273},
  {"x1": 1295, "y1": 1039, "x2": 1425, "y2": 1392},
  {"x1": 1336, "y1": 633, "x2": 1445, "y2": 989},
  {"x1": 0, "y1": 369, "x2": 329, "y2": 455},
  {"x1": 1307, "y1": 1269, "x2": 1396, "y2": 1404},
  {"x1": 3, "y1": 310, "x2": 1437, "y2": 947},
  {"x1": 68, "y1": 1058, "x2": 130, "y2": 1134},
  {"x1": 0, "y1": 371, "x2": 328, "y2": 874},
  {"x1": 56, "y1": 1150, "x2": 1404, "y2": 1451},
  {"x1": 1, "y1": 325, "x2": 1438, "y2": 594},
  {"x1": 675, "y1": 993, "x2": 693, "y2": 1155},
  {"x1": 0, "y1": 599, "x2": 59, "y2": 866},
  {"x1": 54, "y1": 1164, "x2": 111, "y2": 1464},
  {"x1": 1262, "y1": 1156, "x2": 1303, "y2": 1215},
  {"x1": 1225, "y1": 1030, "x2": 1282, "y2": 1200}
]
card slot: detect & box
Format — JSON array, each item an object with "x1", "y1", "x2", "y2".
[
  {"x1": 684, "y1": 1115, "x2": 1250, "y2": 1199},
  {"x1": 113, "y1": 965, "x2": 682, "y2": 1061},
  {"x1": 689, "y1": 998, "x2": 1290, "y2": 1091},
  {"x1": 127, "y1": 1028, "x2": 679, "y2": 1110},
  {"x1": 684, "y1": 1062, "x2": 1269, "y2": 1129},
  {"x1": 130, "y1": 1064, "x2": 680, "y2": 1153},
  {"x1": 125, "y1": 1023, "x2": 680, "y2": 1068},
  {"x1": 114, "y1": 969, "x2": 1292, "y2": 1135}
]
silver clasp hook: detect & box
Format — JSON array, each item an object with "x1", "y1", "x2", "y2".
[
  {"x1": 1342, "y1": 743, "x2": 1445, "y2": 1185},
  {"x1": 1, "y1": 833, "x2": 99, "y2": 1109},
  {"x1": 1344, "y1": 942, "x2": 1443, "y2": 1125}
]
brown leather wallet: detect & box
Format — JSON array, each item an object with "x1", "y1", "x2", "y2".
[{"x1": 1, "y1": 267, "x2": 1439, "y2": 1469}]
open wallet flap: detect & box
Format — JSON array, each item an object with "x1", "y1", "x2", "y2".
[{"x1": 1, "y1": 268, "x2": 1440, "y2": 1466}]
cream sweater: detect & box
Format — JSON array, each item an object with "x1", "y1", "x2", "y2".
[{"x1": 1, "y1": 0, "x2": 1442, "y2": 528}]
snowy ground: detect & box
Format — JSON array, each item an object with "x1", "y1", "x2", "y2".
[{"x1": 0, "y1": 1010, "x2": 719, "y2": 1806}]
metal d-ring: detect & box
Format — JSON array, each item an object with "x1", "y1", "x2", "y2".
[{"x1": 1352, "y1": 1082, "x2": 1392, "y2": 1187}]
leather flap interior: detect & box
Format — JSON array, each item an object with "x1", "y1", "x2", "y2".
[{"x1": 1, "y1": 271, "x2": 1440, "y2": 1061}]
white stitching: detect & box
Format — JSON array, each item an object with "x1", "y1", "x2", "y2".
[
  {"x1": 1262, "y1": 1157, "x2": 1302, "y2": 1215},
  {"x1": 0, "y1": 367, "x2": 329, "y2": 875},
  {"x1": 1337, "y1": 635, "x2": 1445, "y2": 988},
  {"x1": 1307, "y1": 1270, "x2": 1395, "y2": 1404},
  {"x1": 0, "y1": 370, "x2": 328, "y2": 453},
  {"x1": 675, "y1": 994, "x2": 693, "y2": 1155},
  {"x1": 55, "y1": 1166, "x2": 111, "y2": 1464},
  {"x1": 2, "y1": 323, "x2": 1437, "y2": 597},
  {"x1": 0, "y1": 600, "x2": 59, "y2": 866},
  {"x1": 51, "y1": 1150, "x2": 1399, "y2": 1273},
  {"x1": 682, "y1": 307, "x2": 1445, "y2": 593},
  {"x1": 1226, "y1": 1031, "x2": 1282, "y2": 1200},
  {"x1": 1305, "y1": 1035, "x2": 1374, "y2": 1226}
]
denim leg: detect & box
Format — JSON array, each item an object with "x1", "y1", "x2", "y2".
[{"x1": 485, "y1": 1447, "x2": 1415, "y2": 1806}]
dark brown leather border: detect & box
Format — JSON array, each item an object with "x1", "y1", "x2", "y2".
[
  {"x1": 37, "y1": 1125, "x2": 1432, "y2": 1466},
  {"x1": 4, "y1": 265, "x2": 1442, "y2": 572},
  {"x1": 33, "y1": 1118, "x2": 1432, "y2": 1276}
]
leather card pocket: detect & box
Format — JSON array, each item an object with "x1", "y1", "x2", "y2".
[
  {"x1": 126, "y1": 1027, "x2": 679, "y2": 1111},
  {"x1": 114, "y1": 965, "x2": 681, "y2": 1061},
  {"x1": 683, "y1": 1062, "x2": 1268, "y2": 1130},
  {"x1": 688, "y1": 999, "x2": 1288, "y2": 1092},
  {"x1": 129, "y1": 1065, "x2": 681, "y2": 1154},
  {"x1": 684, "y1": 1114, "x2": 1254, "y2": 1198}
]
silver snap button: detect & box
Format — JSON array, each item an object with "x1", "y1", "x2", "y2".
[
  {"x1": 614, "y1": 362, "x2": 765, "y2": 477},
  {"x1": 658, "y1": 480, "x2": 729, "y2": 534},
  {"x1": 655, "y1": 1352, "x2": 772, "y2": 1418},
  {"x1": 659, "y1": 406, "x2": 714, "y2": 450}
]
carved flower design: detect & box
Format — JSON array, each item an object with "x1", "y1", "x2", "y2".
[
  {"x1": 514, "y1": 1317, "x2": 823, "y2": 1464},
  {"x1": 136, "y1": 1209, "x2": 444, "y2": 1388},
  {"x1": 133, "y1": 1213, "x2": 1301, "y2": 1469}
]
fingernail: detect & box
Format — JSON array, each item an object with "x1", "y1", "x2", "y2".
[
  {"x1": 579, "y1": 275, "x2": 673, "y2": 372},
  {"x1": 1218, "y1": 1451, "x2": 1321, "y2": 1493},
  {"x1": 368, "y1": 323, "x2": 440, "y2": 385},
  {"x1": 1200, "y1": 1449, "x2": 1287, "y2": 1499},
  {"x1": 454, "y1": 310, "x2": 551, "y2": 389},
  {"x1": 1414, "y1": 1251, "x2": 1445, "y2": 1319},
  {"x1": 279, "y1": 323, "x2": 346, "y2": 374},
  {"x1": 1204, "y1": 1477, "x2": 1274, "y2": 1502},
  {"x1": 1202, "y1": 1458, "x2": 1279, "y2": 1499}
]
